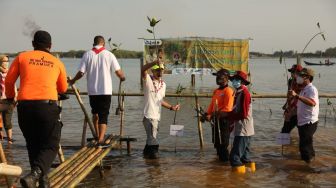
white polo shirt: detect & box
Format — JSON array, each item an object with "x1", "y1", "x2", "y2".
[
  {"x1": 297, "y1": 83, "x2": 319, "y2": 126},
  {"x1": 143, "y1": 74, "x2": 166, "y2": 120},
  {"x1": 78, "y1": 45, "x2": 121, "y2": 95}
]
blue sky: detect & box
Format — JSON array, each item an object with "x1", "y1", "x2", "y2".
[{"x1": 0, "y1": 0, "x2": 335, "y2": 53}]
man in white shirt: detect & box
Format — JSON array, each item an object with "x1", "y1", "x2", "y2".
[
  {"x1": 141, "y1": 49, "x2": 180, "y2": 159},
  {"x1": 289, "y1": 67, "x2": 319, "y2": 163},
  {"x1": 69, "y1": 36, "x2": 125, "y2": 147}
]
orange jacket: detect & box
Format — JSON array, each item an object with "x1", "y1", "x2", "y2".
[
  {"x1": 5, "y1": 50, "x2": 68, "y2": 100},
  {"x1": 207, "y1": 86, "x2": 234, "y2": 115}
]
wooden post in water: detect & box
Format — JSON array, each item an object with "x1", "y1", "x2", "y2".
[
  {"x1": 119, "y1": 91, "x2": 125, "y2": 137},
  {"x1": 191, "y1": 74, "x2": 196, "y2": 87},
  {"x1": 195, "y1": 94, "x2": 204, "y2": 149},
  {"x1": 0, "y1": 143, "x2": 11, "y2": 188},
  {"x1": 140, "y1": 58, "x2": 144, "y2": 89},
  {"x1": 68, "y1": 77, "x2": 97, "y2": 139}
]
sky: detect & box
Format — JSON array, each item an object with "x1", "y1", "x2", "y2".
[{"x1": 0, "y1": 0, "x2": 335, "y2": 54}]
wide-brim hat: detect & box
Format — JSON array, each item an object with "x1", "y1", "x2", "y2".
[
  {"x1": 231, "y1": 71, "x2": 250, "y2": 85},
  {"x1": 288, "y1": 64, "x2": 303, "y2": 72},
  {"x1": 298, "y1": 67, "x2": 314, "y2": 77}
]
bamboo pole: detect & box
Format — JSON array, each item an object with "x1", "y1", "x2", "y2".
[
  {"x1": 81, "y1": 119, "x2": 88, "y2": 147},
  {"x1": 50, "y1": 147, "x2": 98, "y2": 187},
  {"x1": 0, "y1": 143, "x2": 11, "y2": 188},
  {"x1": 58, "y1": 144, "x2": 65, "y2": 163},
  {"x1": 65, "y1": 137, "x2": 118, "y2": 188},
  {"x1": 195, "y1": 95, "x2": 204, "y2": 149},
  {"x1": 0, "y1": 163, "x2": 22, "y2": 176},
  {"x1": 67, "y1": 77, "x2": 97, "y2": 139},
  {"x1": 65, "y1": 90, "x2": 336, "y2": 98},
  {"x1": 191, "y1": 74, "x2": 196, "y2": 87},
  {"x1": 48, "y1": 142, "x2": 95, "y2": 179}
]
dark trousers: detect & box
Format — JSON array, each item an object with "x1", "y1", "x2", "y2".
[
  {"x1": 281, "y1": 115, "x2": 297, "y2": 133},
  {"x1": 229, "y1": 136, "x2": 251, "y2": 167},
  {"x1": 298, "y1": 122, "x2": 318, "y2": 162},
  {"x1": 17, "y1": 102, "x2": 61, "y2": 175},
  {"x1": 212, "y1": 117, "x2": 230, "y2": 161}
]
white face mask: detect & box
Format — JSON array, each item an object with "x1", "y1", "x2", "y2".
[{"x1": 296, "y1": 76, "x2": 304, "y2": 84}]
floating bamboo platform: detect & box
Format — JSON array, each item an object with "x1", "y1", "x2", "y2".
[{"x1": 48, "y1": 135, "x2": 120, "y2": 188}]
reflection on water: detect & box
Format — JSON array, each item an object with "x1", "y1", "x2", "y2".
[{"x1": 1, "y1": 58, "x2": 336, "y2": 187}]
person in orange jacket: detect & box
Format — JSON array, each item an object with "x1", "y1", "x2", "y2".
[
  {"x1": 5, "y1": 30, "x2": 68, "y2": 188},
  {"x1": 206, "y1": 68, "x2": 234, "y2": 162}
]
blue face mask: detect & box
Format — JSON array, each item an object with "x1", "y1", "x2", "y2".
[{"x1": 232, "y1": 79, "x2": 241, "y2": 89}]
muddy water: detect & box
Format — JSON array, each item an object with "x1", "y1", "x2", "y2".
[{"x1": 1, "y1": 58, "x2": 336, "y2": 187}]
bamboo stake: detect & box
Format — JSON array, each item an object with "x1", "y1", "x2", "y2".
[
  {"x1": 58, "y1": 144, "x2": 65, "y2": 163},
  {"x1": 195, "y1": 94, "x2": 204, "y2": 149},
  {"x1": 119, "y1": 91, "x2": 125, "y2": 137},
  {"x1": 0, "y1": 143, "x2": 11, "y2": 188},
  {"x1": 68, "y1": 77, "x2": 97, "y2": 138}
]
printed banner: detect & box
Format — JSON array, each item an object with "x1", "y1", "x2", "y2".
[{"x1": 143, "y1": 38, "x2": 249, "y2": 74}]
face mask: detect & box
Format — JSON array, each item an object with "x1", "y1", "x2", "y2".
[
  {"x1": 296, "y1": 76, "x2": 304, "y2": 84},
  {"x1": 232, "y1": 79, "x2": 241, "y2": 89}
]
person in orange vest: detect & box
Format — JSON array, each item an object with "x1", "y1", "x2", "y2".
[
  {"x1": 5, "y1": 30, "x2": 68, "y2": 188},
  {"x1": 206, "y1": 68, "x2": 234, "y2": 162}
]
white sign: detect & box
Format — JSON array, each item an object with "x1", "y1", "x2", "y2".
[
  {"x1": 170, "y1": 125, "x2": 184, "y2": 137},
  {"x1": 144, "y1": 39, "x2": 162, "y2": 46},
  {"x1": 276, "y1": 133, "x2": 290, "y2": 145}
]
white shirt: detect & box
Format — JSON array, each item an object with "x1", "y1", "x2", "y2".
[
  {"x1": 143, "y1": 74, "x2": 166, "y2": 120},
  {"x1": 78, "y1": 45, "x2": 121, "y2": 95},
  {"x1": 297, "y1": 83, "x2": 319, "y2": 126}
]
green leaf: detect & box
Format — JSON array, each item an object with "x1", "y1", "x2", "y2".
[
  {"x1": 147, "y1": 29, "x2": 153, "y2": 33},
  {"x1": 112, "y1": 43, "x2": 118, "y2": 47},
  {"x1": 108, "y1": 37, "x2": 111, "y2": 42},
  {"x1": 147, "y1": 16, "x2": 151, "y2": 22}
]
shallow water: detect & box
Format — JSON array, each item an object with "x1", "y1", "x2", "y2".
[{"x1": 1, "y1": 58, "x2": 336, "y2": 187}]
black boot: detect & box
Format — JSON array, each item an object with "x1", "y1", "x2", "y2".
[
  {"x1": 143, "y1": 144, "x2": 150, "y2": 158},
  {"x1": 38, "y1": 175, "x2": 50, "y2": 188},
  {"x1": 20, "y1": 166, "x2": 43, "y2": 188},
  {"x1": 148, "y1": 145, "x2": 159, "y2": 159}
]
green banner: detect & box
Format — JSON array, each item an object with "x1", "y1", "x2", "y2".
[{"x1": 144, "y1": 37, "x2": 249, "y2": 74}]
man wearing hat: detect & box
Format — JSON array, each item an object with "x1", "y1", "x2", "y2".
[
  {"x1": 141, "y1": 50, "x2": 180, "y2": 159},
  {"x1": 289, "y1": 67, "x2": 319, "y2": 163},
  {"x1": 206, "y1": 68, "x2": 234, "y2": 162},
  {"x1": 228, "y1": 71, "x2": 255, "y2": 173},
  {"x1": 281, "y1": 64, "x2": 303, "y2": 133},
  {"x1": 5, "y1": 30, "x2": 68, "y2": 187}
]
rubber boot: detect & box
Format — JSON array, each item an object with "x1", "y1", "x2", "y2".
[
  {"x1": 20, "y1": 166, "x2": 43, "y2": 188},
  {"x1": 232, "y1": 165, "x2": 246, "y2": 174},
  {"x1": 244, "y1": 162, "x2": 256, "y2": 172},
  {"x1": 148, "y1": 145, "x2": 159, "y2": 159},
  {"x1": 143, "y1": 144, "x2": 150, "y2": 158},
  {"x1": 38, "y1": 175, "x2": 50, "y2": 188}
]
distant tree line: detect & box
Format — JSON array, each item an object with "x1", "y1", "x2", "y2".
[
  {"x1": 3, "y1": 47, "x2": 336, "y2": 59},
  {"x1": 251, "y1": 47, "x2": 336, "y2": 58}
]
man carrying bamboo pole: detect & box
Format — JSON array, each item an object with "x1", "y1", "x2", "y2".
[
  {"x1": 68, "y1": 36, "x2": 125, "y2": 148},
  {"x1": 206, "y1": 69, "x2": 234, "y2": 162},
  {"x1": 281, "y1": 64, "x2": 303, "y2": 133},
  {"x1": 141, "y1": 49, "x2": 180, "y2": 159},
  {"x1": 5, "y1": 30, "x2": 68, "y2": 188}
]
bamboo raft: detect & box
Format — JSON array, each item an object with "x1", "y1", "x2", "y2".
[{"x1": 48, "y1": 135, "x2": 120, "y2": 188}]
